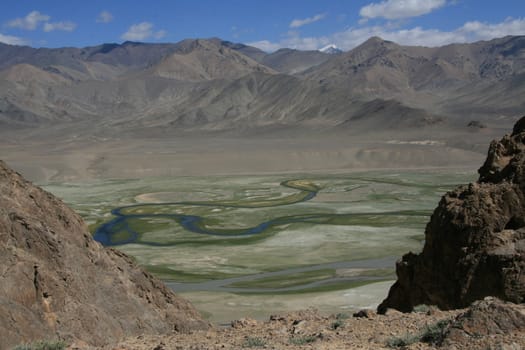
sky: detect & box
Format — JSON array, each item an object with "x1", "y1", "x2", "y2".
[{"x1": 0, "y1": 0, "x2": 524, "y2": 51}]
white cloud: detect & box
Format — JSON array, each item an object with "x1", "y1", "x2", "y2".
[
  {"x1": 459, "y1": 17, "x2": 525, "y2": 39},
  {"x1": 290, "y1": 13, "x2": 327, "y2": 28},
  {"x1": 121, "y1": 22, "x2": 166, "y2": 41},
  {"x1": 249, "y1": 31, "x2": 331, "y2": 51},
  {"x1": 122, "y1": 22, "x2": 152, "y2": 40},
  {"x1": 154, "y1": 30, "x2": 167, "y2": 39},
  {"x1": 6, "y1": 10, "x2": 76, "y2": 33},
  {"x1": 7, "y1": 11, "x2": 50, "y2": 30},
  {"x1": 43, "y1": 21, "x2": 76, "y2": 32},
  {"x1": 96, "y1": 10, "x2": 113, "y2": 24},
  {"x1": 360, "y1": 0, "x2": 446, "y2": 20},
  {"x1": 0, "y1": 33, "x2": 29, "y2": 46},
  {"x1": 331, "y1": 25, "x2": 461, "y2": 49},
  {"x1": 248, "y1": 17, "x2": 525, "y2": 52}
]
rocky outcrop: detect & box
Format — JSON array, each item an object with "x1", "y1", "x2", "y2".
[
  {"x1": 0, "y1": 160, "x2": 209, "y2": 349},
  {"x1": 378, "y1": 116, "x2": 525, "y2": 313}
]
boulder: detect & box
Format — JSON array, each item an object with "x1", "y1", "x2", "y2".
[
  {"x1": 0, "y1": 160, "x2": 209, "y2": 349},
  {"x1": 378, "y1": 116, "x2": 525, "y2": 313},
  {"x1": 441, "y1": 297, "x2": 525, "y2": 346}
]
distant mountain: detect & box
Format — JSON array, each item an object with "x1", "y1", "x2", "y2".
[
  {"x1": 319, "y1": 44, "x2": 343, "y2": 54},
  {"x1": 0, "y1": 41, "x2": 181, "y2": 80},
  {"x1": 308, "y1": 36, "x2": 525, "y2": 88},
  {"x1": 0, "y1": 35, "x2": 523, "y2": 136},
  {"x1": 149, "y1": 39, "x2": 275, "y2": 81},
  {"x1": 261, "y1": 48, "x2": 330, "y2": 74},
  {"x1": 303, "y1": 35, "x2": 525, "y2": 117},
  {"x1": 216, "y1": 39, "x2": 267, "y2": 62}
]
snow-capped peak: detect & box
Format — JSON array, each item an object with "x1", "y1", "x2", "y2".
[{"x1": 319, "y1": 44, "x2": 342, "y2": 54}]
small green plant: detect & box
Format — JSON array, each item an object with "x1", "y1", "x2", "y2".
[
  {"x1": 242, "y1": 336, "x2": 266, "y2": 348},
  {"x1": 12, "y1": 340, "x2": 66, "y2": 350},
  {"x1": 289, "y1": 335, "x2": 317, "y2": 345}
]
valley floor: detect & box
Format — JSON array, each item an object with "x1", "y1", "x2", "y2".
[{"x1": 4, "y1": 127, "x2": 521, "y2": 349}]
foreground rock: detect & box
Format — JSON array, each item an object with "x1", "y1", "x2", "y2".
[
  {"x1": 109, "y1": 299, "x2": 525, "y2": 349},
  {"x1": 378, "y1": 116, "x2": 525, "y2": 313},
  {"x1": 0, "y1": 160, "x2": 208, "y2": 349}
]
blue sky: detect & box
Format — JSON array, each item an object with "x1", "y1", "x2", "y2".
[{"x1": 0, "y1": 0, "x2": 524, "y2": 51}]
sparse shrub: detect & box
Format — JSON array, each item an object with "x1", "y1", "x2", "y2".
[
  {"x1": 242, "y1": 336, "x2": 266, "y2": 348},
  {"x1": 331, "y1": 319, "x2": 344, "y2": 330},
  {"x1": 386, "y1": 320, "x2": 449, "y2": 348},
  {"x1": 413, "y1": 304, "x2": 431, "y2": 313},
  {"x1": 11, "y1": 346, "x2": 30, "y2": 350},
  {"x1": 289, "y1": 335, "x2": 317, "y2": 345},
  {"x1": 335, "y1": 312, "x2": 349, "y2": 320},
  {"x1": 12, "y1": 340, "x2": 66, "y2": 350},
  {"x1": 386, "y1": 332, "x2": 419, "y2": 348},
  {"x1": 419, "y1": 320, "x2": 448, "y2": 344}
]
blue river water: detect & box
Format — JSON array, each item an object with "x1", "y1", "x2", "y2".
[{"x1": 93, "y1": 180, "x2": 318, "y2": 246}]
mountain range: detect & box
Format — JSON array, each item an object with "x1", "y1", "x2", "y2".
[{"x1": 0, "y1": 35, "x2": 523, "y2": 139}]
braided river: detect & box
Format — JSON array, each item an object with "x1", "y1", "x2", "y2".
[{"x1": 43, "y1": 170, "x2": 473, "y2": 322}]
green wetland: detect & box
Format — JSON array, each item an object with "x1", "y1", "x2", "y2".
[{"x1": 43, "y1": 170, "x2": 474, "y2": 323}]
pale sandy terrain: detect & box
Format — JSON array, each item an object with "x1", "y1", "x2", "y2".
[{"x1": 0, "y1": 125, "x2": 498, "y2": 183}]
